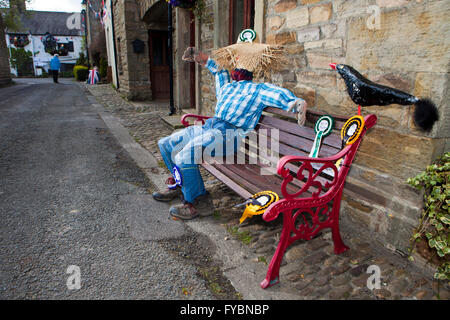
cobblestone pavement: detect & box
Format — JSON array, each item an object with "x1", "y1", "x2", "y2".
[{"x1": 85, "y1": 83, "x2": 449, "y2": 300}]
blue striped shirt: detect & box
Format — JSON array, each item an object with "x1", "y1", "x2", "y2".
[{"x1": 206, "y1": 58, "x2": 303, "y2": 132}]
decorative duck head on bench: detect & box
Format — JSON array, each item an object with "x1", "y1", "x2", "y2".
[{"x1": 235, "y1": 191, "x2": 279, "y2": 224}]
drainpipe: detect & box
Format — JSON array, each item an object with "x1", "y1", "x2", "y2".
[
  {"x1": 81, "y1": 1, "x2": 90, "y2": 67},
  {"x1": 110, "y1": 0, "x2": 119, "y2": 89},
  {"x1": 168, "y1": 3, "x2": 176, "y2": 115}
]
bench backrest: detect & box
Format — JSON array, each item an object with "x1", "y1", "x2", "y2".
[{"x1": 240, "y1": 107, "x2": 376, "y2": 199}]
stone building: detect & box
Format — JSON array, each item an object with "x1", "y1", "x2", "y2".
[
  {"x1": 5, "y1": 11, "x2": 84, "y2": 76},
  {"x1": 85, "y1": 0, "x2": 108, "y2": 67},
  {"x1": 103, "y1": 0, "x2": 195, "y2": 103},
  {"x1": 0, "y1": 15, "x2": 11, "y2": 85},
  {"x1": 105, "y1": 0, "x2": 449, "y2": 255}
]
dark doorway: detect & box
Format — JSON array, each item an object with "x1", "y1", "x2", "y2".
[
  {"x1": 148, "y1": 30, "x2": 170, "y2": 99},
  {"x1": 229, "y1": 0, "x2": 255, "y2": 44}
]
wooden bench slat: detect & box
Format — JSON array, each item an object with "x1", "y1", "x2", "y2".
[
  {"x1": 209, "y1": 163, "x2": 263, "y2": 195},
  {"x1": 237, "y1": 151, "x2": 327, "y2": 196},
  {"x1": 259, "y1": 115, "x2": 343, "y2": 149},
  {"x1": 213, "y1": 163, "x2": 304, "y2": 198},
  {"x1": 306, "y1": 110, "x2": 350, "y2": 130},
  {"x1": 202, "y1": 162, "x2": 253, "y2": 198},
  {"x1": 232, "y1": 153, "x2": 312, "y2": 195},
  {"x1": 218, "y1": 163, "x2": 284, "y2": 195},
  {"x1": 263, "y1": 107, "x2": 296, "y2": 119},
  {"x1": 256, "y1": 123, "x2": 341, "y2": 157},
  {"x1": 244, "y1": 128, "x2": 341, "y2": 160},
  {"x1": 263, "y1": 107, "x2": 350, "y2": 130}
]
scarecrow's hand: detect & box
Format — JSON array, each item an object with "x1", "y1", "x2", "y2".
[
  {"x1": 182, "y1": 47, "x2": 208, "y2": 66},
  {"x1": 182, "y1": 47, "x2": 197, "y2": 62},
  {"x1": 296, "y1": 100, "x2": 307, "y2": 126},
  {"x1": 287, "y1": 99, "x2": 307, "y2": 126},
  {"x1": 194, "y1": 51, "x2": 209, "y2": 66},
  {"x1": 287, "y1": 99, "x2": 307, "y2": 112}
]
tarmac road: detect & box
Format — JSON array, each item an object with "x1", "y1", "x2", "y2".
[{"x1": 0, "y1": 78, "x2": 216, "y2": 299}]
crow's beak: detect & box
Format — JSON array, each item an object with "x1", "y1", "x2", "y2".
[{"x1": 329, "y1": 63, "x2": 337, "y2": 70}]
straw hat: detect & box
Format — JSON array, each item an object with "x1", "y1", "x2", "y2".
[{"x1": 212, "y1": 29, "x2": 287, "y2": 78}]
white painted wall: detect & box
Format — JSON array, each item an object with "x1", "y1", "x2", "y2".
[{"x1": 104, "y1": 0, "x2": 118, "y2": 88}]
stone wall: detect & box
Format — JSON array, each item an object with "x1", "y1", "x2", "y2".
[
  {"x1": 195, "y1": 0, "x2": 450, "y2": 254},
  {"x1": 113, "y1": 0, "x2": 152, "y2": 100},
  {"x1": 87, "y1": 0, "x2": 108, "y2": 64},
  {"x1": 0, "y1": 15, "x2": 12, "y2": 86},
  {"x1": 138, "y1": 0, "x2": 160, "y2": 19},
  {"x1": 198, "y1": 0, "x2": 217, "y2": 116}
]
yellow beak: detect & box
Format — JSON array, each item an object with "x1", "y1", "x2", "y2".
[{"x1": 239, "y1": 206, "x2": 259, "y2": 224}]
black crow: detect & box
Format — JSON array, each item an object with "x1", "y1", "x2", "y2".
[{"x1": 330, "y1": 63, "x2": 439, "y2": 131}]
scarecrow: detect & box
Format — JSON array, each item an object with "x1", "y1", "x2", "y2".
[{"x1": 153, "y1": 30, "x2": 307, "y2": 220}]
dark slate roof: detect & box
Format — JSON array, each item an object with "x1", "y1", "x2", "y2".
[{"x1": 7, "y1": 11, "x2": 83, "y2": 36}]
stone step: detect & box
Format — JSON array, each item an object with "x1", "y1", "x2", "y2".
[
  {"x1": 161, "y1": 108, "x2": 199, "y2": 129},
  {"x1": 161, "y1": 114, "x2": 184, "y2": 129}
]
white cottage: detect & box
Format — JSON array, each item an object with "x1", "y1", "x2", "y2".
[{"x1": 5, "y1": 11, "x2": 84, "y2": 76}]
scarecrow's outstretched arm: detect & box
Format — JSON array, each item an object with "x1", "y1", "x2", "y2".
[
  {"x1": 205, "y1": 58, "x2": 231, "y2": 96},
  {"x1": 182, "y1": 47, "x2": 230, "y2": 96},
  {"x1": 259, "y1": 83, "x2": 306, "y2": 112}
]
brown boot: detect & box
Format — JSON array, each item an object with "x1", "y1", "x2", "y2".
[
  {"x1": 152, "y1": 177, "x2": 182, "y2": 202},
  {"x1": 152, "y1": 188, "x2": 182, "y2": 202},
  {"x1": 169, "y1": 193, "x2": 214, "y2": 220}
]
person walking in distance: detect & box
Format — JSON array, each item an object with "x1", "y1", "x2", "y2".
[{"x1": 49, "y1": 54, "x2": 61, "y2": 83}]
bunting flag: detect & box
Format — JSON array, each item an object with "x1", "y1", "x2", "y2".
[{"x1": 87, "y1": 0, "x2": 108, "y2": 28}]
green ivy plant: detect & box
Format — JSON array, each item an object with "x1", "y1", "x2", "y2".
[
  {"x1": 190, "y1": 0, "x2": 207, "y2": 22},
  {"x1": 166, "y1": 0, "x2": 209, "y2": 22},
  {"x1": 406, "y1": 152, "x2": 450, "y2": 283},
  {"x1": 9, "y1": 47, "x2": 33, "y2": 76}
]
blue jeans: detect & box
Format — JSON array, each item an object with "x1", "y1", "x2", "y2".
[{"x1": 158, "y1": 117, "x2": 242, "y2": 203}]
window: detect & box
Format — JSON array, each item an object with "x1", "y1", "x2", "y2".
[
  {"x1": 229, "y1": 0, "x2": 255, "y2": 44},
  {"x1": 67, "y1": 41, "x2": 74, "y2": 52},
  {"x1": 57, "y1": 43, "x2": 69, "y2": 56},
  {"x1": 150, "y1": 33, "x2": 168, "y2": 66},
  {"x1": 9, "y1": 34, "x2": 30, "y2": 48}
]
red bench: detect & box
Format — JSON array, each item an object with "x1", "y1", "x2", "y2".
[{"x1": 181, "y1": 107, "x2": 377, "y2": 288}]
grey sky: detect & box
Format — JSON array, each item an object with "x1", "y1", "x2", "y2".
[{"x1": 27, "y1": 0, "x2": 82, "y2": 13}]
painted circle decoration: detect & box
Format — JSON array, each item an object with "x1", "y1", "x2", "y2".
[
  {"x1": 341, "y1": 115, "x2": 365, "y2": 146},
  {"x1": 172, "y1": 166, "x2": 182, "y2": 188},
  {"x1": 247, "y1": 191, "x2": 279, "y2": 215},
  {"x1": 314, "y1": 115, "x2": 334, "y2": 136},
  {"x1": 309, "y1": 115, "x2": 334, "y2": 158},
  {"x1": 238, "y1": 29, "x2": 257, "y2": 43}
]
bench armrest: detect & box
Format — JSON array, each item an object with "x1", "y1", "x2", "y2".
[
  {"x1": 181, "y1": 114, "x2": 212, "y2": 127},
  {"x1": 262, "y1": 146, "x2": 355, "y2": 222},
  {"x1": 277, "y1": 144, "x2": 355, "y2": 200}
]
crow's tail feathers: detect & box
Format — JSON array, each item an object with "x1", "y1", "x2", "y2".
[{"x1": 413, "y1": 99, "x2": 439, "y2": 131}]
